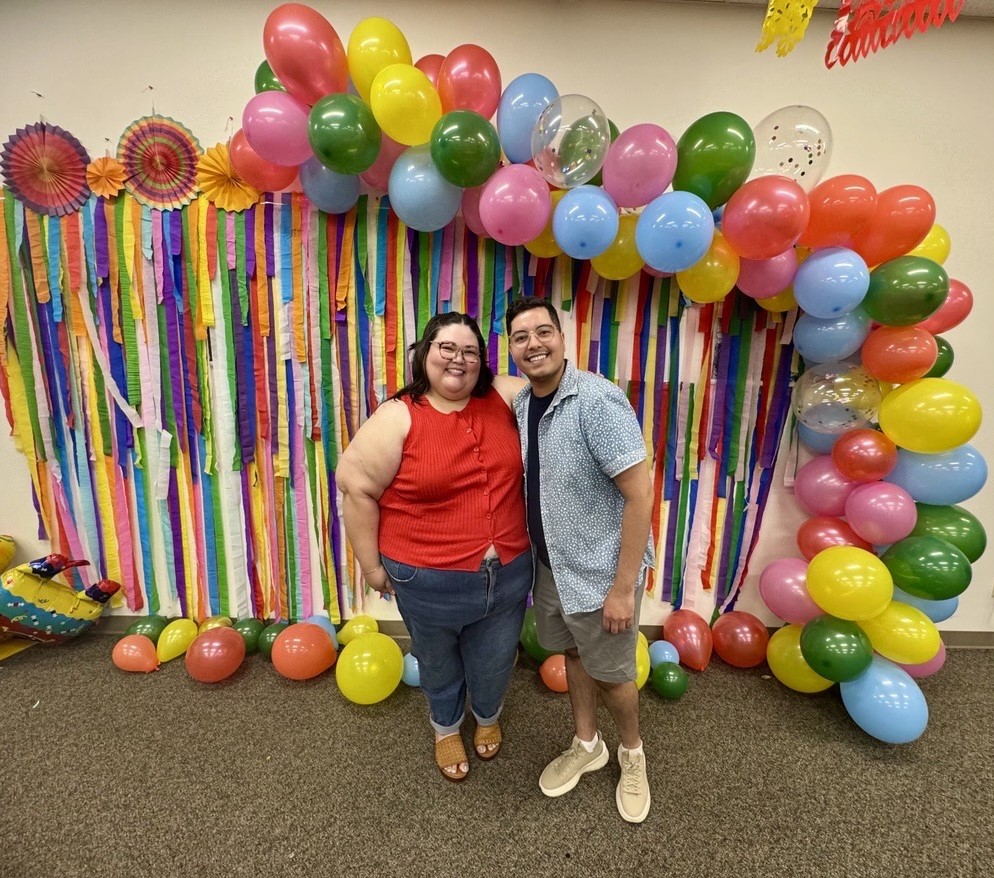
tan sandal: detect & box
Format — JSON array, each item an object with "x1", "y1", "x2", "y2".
[
  {"x1": 474, "y1": 722, "x2": 502, "y2": 760},
  {"x1": 434, "y1": 734, "x2": 469, "y2": 782}
]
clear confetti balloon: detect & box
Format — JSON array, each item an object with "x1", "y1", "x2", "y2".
[
  {"x1": 751, "y1": 105, "x2": 832, "y2": 192},
  {"x1": 792, "y1": 361, "x2": 882, "y2": 433}
]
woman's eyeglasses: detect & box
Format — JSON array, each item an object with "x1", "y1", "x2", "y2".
[
  {"x1": 430, "y1": 341, "x2": 482, "y2": 364},
  {"x1": 509, "y1": 325, "x2": 558, "y2": 348}
]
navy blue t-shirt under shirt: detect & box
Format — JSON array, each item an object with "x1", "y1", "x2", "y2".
[{"x1": 526, "y1": 388, "x2": 556, "y2": 569}]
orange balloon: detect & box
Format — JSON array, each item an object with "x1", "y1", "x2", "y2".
[
  {"x1": 539, "y1": 654, "x2": 569, "y2": 692},
  {"x1": 662, "y1": 609, "x2": 713, "y2": 670},
  {"x1": 271, "y1": 622, "x2": 337, "y2": 680},
  {"x1": 850, "y1": 185, "x2": 935, "y2": 267},
  {"x1": 798, "y1": 174, "x2": 877, "y2": 250},
  {"x1": 861, "y1": 326, "x2": 937, "y2": 384},
  {"x1": 112, "y1": 634, "x2": 160, "y2": 673},
  {"x1": 185, "y1": 628, "x2": 246, "y2": 683}
]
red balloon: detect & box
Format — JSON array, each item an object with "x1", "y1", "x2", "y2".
[
  {"x1": 112, "y1": 634, "x2": 159, "y2": 673},
  {"x1": 711, "y1": 611, "x2": 769, "y2": 668},
  {"x1": 831, "y1": 428, "x2": 899, "y2": 482},
  {"x1": 849, "y1": 185, "x2": 935, "y2": 267},
  {"x1": 271, "y1": 622, "x2": 337, "y2": 680},
  {"x1": 414, "y1": 53, "x2": 445, "y2": 87},
  {"x1": 662, "y1": 609, "x2": 713, "y2": 671},
  {"x1": 916, "y1": 278, "x2": 973, "y2": 334},
  {"x1": 229, "y1": 129, "x2": 298, "y2": 193},
  {"x1": 798, "y1": 174, "x2": 877, "y2": 249},
  {"x1": 436, "y1": 44, "x2": 502, "y2": 120},
  {"x1": 461, "y1": 183, "x2": 489, "y2": 237},
  {"x1": 263, "y1": 4, "x2": 347, "y2": 106},
  {"x1": 722, "y1": 175, "x2": 810, "y2": 260},
  {"x1": 359, "y1": 134, "x2": 406, "y2": 194},
  {"x1": 797, "y1": 515, "x2": 873, "y2": 560},
  {"x1": 861, "y1": 326, "x2": 937, "y2": 384},
  {"x1": 185, "y1": 628, "x2": 246, "y2": 683},
  {"x1": 539, "y1": 654, "x2": 569, "y2": 692}
]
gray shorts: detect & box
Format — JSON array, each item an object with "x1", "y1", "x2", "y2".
[{"x1": 533, "y1": 561, "x2": 645, "y2": 684}]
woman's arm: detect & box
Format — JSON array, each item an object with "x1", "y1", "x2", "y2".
[
  {"x1": 493, "y1": 374, "x2": 529, "y2": 409},
  {"x1": 336, "y1": 400, "x2": 410, "y2": 594}
]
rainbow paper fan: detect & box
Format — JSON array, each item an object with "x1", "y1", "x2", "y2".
[
  {"x1": 117, "y1": 115, "x2": 201, "y2": 210},
  {"x1": 0, "y1": 122, "x2": 91, "y2": 216}
]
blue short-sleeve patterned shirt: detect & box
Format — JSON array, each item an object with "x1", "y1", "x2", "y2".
[{"x1": 513, "y1": 361, "x2": 656, "y2": 614}]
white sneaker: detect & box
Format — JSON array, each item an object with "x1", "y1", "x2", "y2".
[
  {"x1": 539, "y1": 735, "x2": 609, "y2": 797},
  {"x1": 616, "y1": 746, "x2": 651, "y2": 823}
]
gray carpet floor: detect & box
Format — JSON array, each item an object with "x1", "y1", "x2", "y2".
[{"x1": 1, "y1": 635, "x2": 992, "y2": 878}]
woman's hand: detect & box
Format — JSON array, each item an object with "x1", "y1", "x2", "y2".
[{"x1": 364, "y1": 564, "x2": 396, "y2": 596}]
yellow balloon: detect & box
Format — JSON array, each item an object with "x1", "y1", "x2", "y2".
[
  {"x1": 156, "y1": 619, "x2": 198, "y2": 662},
  {"x1": 635, "y1": 642, "x2": 650, "y2": 690},
  {"x1": 591, "y1": 214, "x2": 643, "y2": 281},
  {"x1": 637, "y1": 631, "x2": 649, "y2": 652},
  {"x1": 755, "y1": 285, "x2": 798, "y2": 313},
  {"x1": 907, "y1": 223, "x2": 951, "y2": 265},
  {"x1": 878, "y1": 378, "x2": 981, "y2": 453},
  {"x1": 677, "y1": 230, "x2": 740, "y2": 304},
  {"x1": 338, "y1": 613, "x2": 379, "y2": 645},
  {"x1": 335, "y1": 632, "x2": 404, "y2": 704},
  {"x1": 0, "y1": 534, "x2": 15, "y2": 571},
  {"x1": 199, "y1": 615, "x2": 232, "y2": 633},
  {"x1": 766, "y1": 625, "x2": 833, "y2": 693},
  {"x1": 806, "y1": 546, "x2": 893, "y2": 621},
  {"x1": 369, "y1": 63, "x2": 441, "y2": 146},
  {"x1": 524, "y1": 189, "x2": 566, "y2": 258},
  {"x1": 857, "y1": 601, "x2": 941, "y2": 665},
  {"x1": 347, "y1": 17, "x2": 412, "y2": 103}
]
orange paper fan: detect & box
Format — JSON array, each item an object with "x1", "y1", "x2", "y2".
[
  {"x1": 196, "y1": 143, "x2": 261, "y2": 212},
  {"x1": 86, "y1": 156, "x2": 126, "y2": 199}
]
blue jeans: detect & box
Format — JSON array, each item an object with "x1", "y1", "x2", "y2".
[{"x1": 381, "y1": 550, "x2": 533, "y2": 735}]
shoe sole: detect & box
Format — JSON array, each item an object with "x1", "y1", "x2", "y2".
[
  {"x1": 616, "y1": 786, "x2": 651, "y2": 823},
  {"x1": 539, "y1": 746, "x2": 610, "y2": 798}
]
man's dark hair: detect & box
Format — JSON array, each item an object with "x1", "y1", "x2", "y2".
[
  {"x1": 504, "y1": 296, "x2": 562, "y2": 335},
  {"x1": 393, "y1": 312, "x2": 494, "y2": 403}
]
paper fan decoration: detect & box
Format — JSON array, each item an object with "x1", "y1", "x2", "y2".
[
  {"x1": 86, "y1": 156, "x2": 126, "y2": 199},
  {"x1": 196, "y1": 143, "x2": 261, "y2": 212},
  {"x1": 1, "y1": 122, "x2": 91, "y2": 216},
  {"x1": 117, "y1": 115, "x2": 201, "y2": 210}
]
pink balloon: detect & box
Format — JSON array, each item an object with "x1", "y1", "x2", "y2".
[
  {"x1": 797, "y1": 515, "x2": 873, "y2": 560},
  {"x1": 794, "y1": 455, "x2": 858, "y2": 517},
  {"x1": 759, "y1": 557, "x2": 821, "y2": 624},
  {"x1": 642, "y1": 265, "x2": 673, "y2": 278},
  {"x1": 601, "y1": 124, "x2": 677, "y2": 209},
  {"x1": 478, "y1": 164, "x2": 551, "y2": 246},
  {"x1": 437, "y1": 44, "x2": 502, "y2": 119},
  {"x1": 736, "y1": 248, "x2": 798, "y2": 299},
  {"x1": 662, "y1": 609, "x2": 713, "y2": 671},
  {"x1": 229, "y1": 129, "x2": 299, "y2": 192},
  {"x1": 414, "y1": 53, "x2": 446, "y2": 87},
  {"x1": 916, "y1": 278, "x2": 973, "y2": 334},
  {"x1": 360, "y1": 134, "x2": 406, "y2": 194},
  {"x1": 723, "y1": 176, "x2": 811, "y2": 260},
  {"x1": 242, "y1": 91, "x2": 312, "y2": 166},
  {"x1": 263, "y1": 3, "x2": 348, "y2": 105},
  {"x1": 844, "y1": 482, "x2": 917, "y2": 545},
  {"x1": 899, "y1": 640, "x2": 946, "y2": 678},
  {"x1": 461, "y1": 183, "x2": 489, "y2": 237}
]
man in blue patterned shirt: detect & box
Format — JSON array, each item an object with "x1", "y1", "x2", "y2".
[{"x1": 506, "y1": 296, "x2": 656, "y2": 824}]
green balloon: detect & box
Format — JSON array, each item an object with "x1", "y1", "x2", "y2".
[
  {"x1": 799, "y1": 615, "x2": 872, "y2": 682},
  {"x1": 519, "y1": 607, "x2": 558, "y2": 663},
  {"x1": 881, "y1": 535, "x2": 972, "y2": 600},
  {"x1": 672, "y1": 111, "x2": 756, "y2": 209},
  {"x1": 125, "y1": 615, "x2": 169, "y2": 644},
  {"x1": 232, "y1": 618, "x2": 266, "y2": 655},
  {"x1": 429, "y1": 111, "x2": 501, "y2": 188},
  {"x1": 650, "y1": 661, "x2": 688, "y2": 700},
  {"x1": 924, "y1": 335, "x2": 954, "y2": 378},
  {"x1": 308, "y1": 94, "x2": 381, "y2": 175},
  {"x1": 254, "y1": 60, "x2": 286, "y2": 94},
  {"x1": 911, "y1": 503, "x2": 987, "y2": 563},
  {"x1": 589, "y1": 119, "x2": 621, "y2": 187},
  {"x1": 259, "y1": 622, "x2": 289, "y2": 660},
  {"x1": 862, "y1": 256, "x2": 949, "y2": 327}
]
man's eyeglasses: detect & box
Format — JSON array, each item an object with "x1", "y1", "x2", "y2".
[
  {"x1": 509, "y1": 325, "x2": 558, "y2": 348},
  {"x1": 430, "y1": 340, "x2": 482, "y2": 364}
]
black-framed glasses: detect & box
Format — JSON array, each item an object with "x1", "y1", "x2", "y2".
[
  {"x1": 430, "y1": 340, "x2": 482, "y2": 363},
  {"x1": 509, "y1": 325, "x2": 558, "y2": 348}
]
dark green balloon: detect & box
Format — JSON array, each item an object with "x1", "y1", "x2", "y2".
[
  {"x1": 911, "y1": 503, "x2": 986, "y2": 563},
  {"x1": 924, "y1": 335, "x2": 954, "y2": 378},
  {"x1": 881, "y1": 535, "x2": 972, "y2": 600},
  {"x1": 308, "y1": 94, "x2": 381, "y2": 175},
  {"x1": 259, "y1": 622, "x2": 289, "y2": 660},
  {"x1": 588, "y1": 118, "x2": 621, "y2": 187},
  {"x1": 672, "y1": 112, "x2": 756, "y2": 210},
  {"x1": 125, "y1": 615, "x2": 169, "y2": 644},
  {"x1": 519, "y1": 607, "x2": 558, "y2": 663},
  {"x1": 799, "y1": 615, "x2": 872, "y2": 682},
  {"x1": 862, "y1": 256, "x2": 949, "y2": 327},
  {"x1": 254, "y1": 60, "x2": 286, "y2": 94},
  {"x1": 232, "y1": 618, "x2": 266, "y2": 655},
  {"x1": 429, "y1": 110, "x2": 501, "y2": 188},
  {"x1": 650, "y1": 661, "x2": 688, "y2": 700}
]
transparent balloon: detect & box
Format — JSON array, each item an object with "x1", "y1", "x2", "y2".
[
  {"x1": 751, "y1": 105, "x2": 832, "y2": 192},
  {"x1": 792, "y1": 362, "x2": 883, "y2": 433},
  {"x1": 530, "y1": 94, "x2": 611, "y2": 189}
]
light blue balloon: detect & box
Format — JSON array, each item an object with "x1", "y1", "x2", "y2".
[
  {"x1": 552, "y1": 185, "x2": 619, "y2": 259},
  {"x1": 796, "y1": 422, "x2": 842, "y2": 454},
  {"x1": 402, "y1": 652, "x2": 421, "y2": 687},
  {"x1": 299, "y1": 158, "x2": 360, "y2": 215},
  {"x1": 885, "y1": 444, "x2": 988, "y2": 505},
  {"x1": 388, "y1": 145, "x2": 462, "y2": 232},
  {"x1": 497, "y1": 73, "x2": 558, "y2": 164},
  {"x1": 648, "y1": 639, "x2": 679, "y2": 668},
  {"x1": 892, "y1": 586, "x2": 959, "y2": 623},
  {"x1": 304, "y1": 614, "x2": 339, "y2": 649},
  {"x1": 793, "y1": 247, "x2": 870, "y2": 318},
  {"x1": 635, "y1": 191, "x2": 715, "y2": 272},
  {"x1": 840, "y1": 656, "x2": 928, "y2": 744},
  {"x1": 793, "y1": 309, "x2": 871, "y2": 364}
]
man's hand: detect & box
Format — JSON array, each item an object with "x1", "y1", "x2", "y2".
[
  {"x1": 602, "y1": 584, "x2": 635, "y2": 634},
  {"x1": 364, "y1": 565, "x2": 395, "y2": 596}
]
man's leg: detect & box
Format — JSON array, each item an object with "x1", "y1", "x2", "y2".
[
  {"x1": 564, "y1": 647, "x2": 600, "y2": 741},
  {"x1": 597, "y1": 678, "x2": 641, "y2": 750}
]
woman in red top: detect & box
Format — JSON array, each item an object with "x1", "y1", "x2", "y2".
[{"x1": 337, "y1": 312, "x2": 531, "y2": 782}]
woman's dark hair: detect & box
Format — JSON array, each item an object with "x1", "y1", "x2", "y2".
[
  {"x1": 504, "y1": 296, "x2": 562, "y2": 334},
  {"x1": 393, "y1": 312, "x2": 494, "y2": 403}
]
